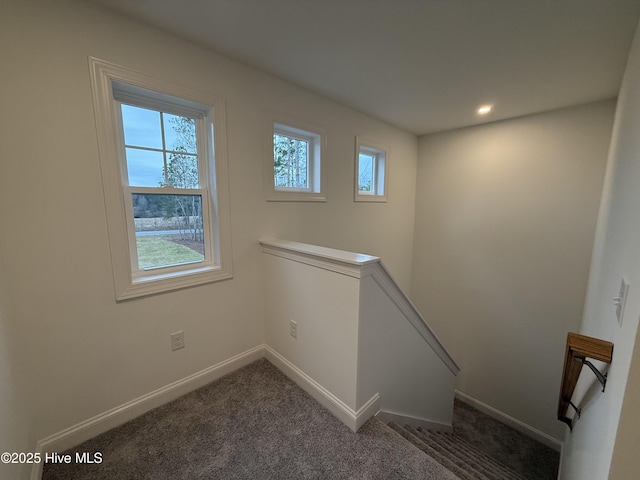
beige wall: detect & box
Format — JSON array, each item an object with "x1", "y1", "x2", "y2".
[
  {"x1": 358, "y1": 274, "x2": 457, "y2": 426},
  {"x1": 411, "y1": 101, "x2": 615, "y2": 442},
  {"x1": 0, "y1": 0, "x2": 418, "y2": 462},
  {"x1": 3, "y1": 0, "x2": 634, "y2": 476},
  {"x1": 0, "y1": 254, "x2": 32, "y2": 480},
  {"x1": 609, "y1": 324, "x2": 640, "y2": 479},
  {"x1": 561, "y1": 18, "x2": 640, "y2": 480},
  {"x1": 263, "y1": 252, "x2": 361, "y2": 409}
]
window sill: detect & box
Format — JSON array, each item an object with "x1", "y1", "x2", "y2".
[
  {"x1": 117, "y1": 264, "x2": 233, "y2": 301},
  {"x1": 266, "y1": 192, "x2": 327, "y2": 202},
  {"x1": 354, "y1": 194, "x2": 387, "y2": 203}
]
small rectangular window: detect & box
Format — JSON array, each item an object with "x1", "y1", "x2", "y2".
[
  {"x1": 265, "y1": 116, "x2": 326, "y2": 202},
  {"x1": 358, "y1": 152, "x2": 377, "y2": 195},
  {"x1": 274, "y1": 130, "x2": 311, "y2": 191},
  {"x1": 355, "y1": 137, "x2": 388, "y2": 202}
]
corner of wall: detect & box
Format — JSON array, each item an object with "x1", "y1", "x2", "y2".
[{"x1": 560, "y1": 16, "x2": 640, "y2": 480}]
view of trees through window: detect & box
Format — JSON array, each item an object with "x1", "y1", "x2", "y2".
[
  {"x1": 358, "y1": 152, "x2": 375, "y2": 193},
  {"x1": 273, "y1": 133, "x2": 309, "y2": 189},
  {"x1": 121, "y1": 104, "x2": 205, "y2": 270}
]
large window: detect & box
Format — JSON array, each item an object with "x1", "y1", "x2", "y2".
[
  {"x1": 118, "y1": 100, "x2": 208, "y2": 273},
  {"x1": 265, "y1": 117, "x2": 326, "y2": 202},
  {"x1": 90, "y1": 58, "x2": 233, "y2": 300}
]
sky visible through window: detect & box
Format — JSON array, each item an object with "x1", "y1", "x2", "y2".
[
  {"x1": 121, "y1": 104, "x2": 197, "y2": 187},
  {"x1": 120, "y1": 104, "x2": 205, "y2": 270}
]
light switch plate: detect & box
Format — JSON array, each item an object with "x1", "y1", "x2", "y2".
[
  {"x1": 289, "y1": 319, "x2": 297, "y2": 339},
  {"x1": 614, "y1": 278, "x2": 629, "y2": 326}
]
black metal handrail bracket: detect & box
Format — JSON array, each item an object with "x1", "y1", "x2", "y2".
[
  {"x1": 581, "y1": 358, "x2": 608, "y2": 392},
  {"x1": 557, "y1": 333, "x2": 613, "y2": 431}
]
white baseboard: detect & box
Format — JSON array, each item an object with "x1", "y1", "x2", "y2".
[
  {"x1": 31, "y1": 345, "x2": 265, "y2": 480},
  {"x1": 264, "y1": 346, "x2": 380, "y2": 432},
  {"x1": 376, "y1": 410, "x2": 453, "y2": 433},
  {"x1": 30, "y1": 344, "x2": 381, "y2": 480},
  {"x1": 455, "y1": 390, "x2": 563, "y2": 452}
]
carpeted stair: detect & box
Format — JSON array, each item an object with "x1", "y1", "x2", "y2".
[{"x1": 388, "y1": 422, "x2": 529, "y2": 480}]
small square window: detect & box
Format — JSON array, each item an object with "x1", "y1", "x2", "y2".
[
  {"x1": 355, "y1": 137, "x2": 388, "y2": 202},
  {"x1": 266, "y1": 116, "x2": 326, "y2": 202}
]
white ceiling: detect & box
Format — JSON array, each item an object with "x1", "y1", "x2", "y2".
[{"x1": 91, "y1": 0, "x2": 640, "y2": 135}]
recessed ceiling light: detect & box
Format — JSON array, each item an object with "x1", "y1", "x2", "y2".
[{"x1": 477, "y1": 105, "x2": 493, "y2": 115}]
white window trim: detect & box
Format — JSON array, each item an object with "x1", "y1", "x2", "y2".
[
  {"x1": 354, "y1": 136, "x2": 388, "y2": 203},
  {"x1": 89, "y1": 57, "x2": 233, "y2": 300},
  {"x1": 265, "y1": 114, "x2": 327, "y2": 202}
]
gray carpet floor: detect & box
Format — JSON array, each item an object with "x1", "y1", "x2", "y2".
[
  {"x1": 42, "y1": 359, "x2": 459, "y2": 480},
  {"x1": 452, "y1": 399, "x2": 560, "y2": 480}
]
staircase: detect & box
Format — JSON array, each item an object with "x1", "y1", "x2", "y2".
[
  {"x1": 259, "y1": 241, "x2": 557, "y2": 479},
  {"x1": 387, "y1": 422, "x2": 528, "y2": 480}
]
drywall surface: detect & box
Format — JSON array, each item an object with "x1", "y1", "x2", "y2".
[
  {"x1": 263, "y1": 252, "x2": 361, "y2": 408},
  {"x1": 560, "y1": 18, "x2": 640, "y2": 480},
  {"x1": 262, "y1": 241, "x2": 457, "y2": 428},
  {"x1": 357, "y1": 275, "x2": 456, "y2": 425},
  {"x1": 0, "y1": 256, "x2": 31, "y2": 480},
  {"x1": 0, "y1": 0, "x2": 418, "y2": 448},
  {"x1": 412, "y1": 101, "x2": 614, "y2": 442},
  {"x1": 608, "y1": 323, "x2": 640, "y2": 479}
]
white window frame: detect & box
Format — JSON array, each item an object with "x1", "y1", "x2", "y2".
[
  {"x1": 89, "y1": 57, "x2": 233, "y2": 300},
  {"x1": 354, "y1": 137, "x2": 388, "y2": 203},
  {"x1": 265, "y1": 114, "x2": 326, "y2": 202}
]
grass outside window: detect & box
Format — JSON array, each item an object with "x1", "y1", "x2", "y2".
[{"x1": 136, "y1": 236, "x2": 204, "y2": 269}]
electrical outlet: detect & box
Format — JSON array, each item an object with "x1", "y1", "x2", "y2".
[
  {"x1": 613, "y1": 278, "x2": 629, "y2": 326},
  {"x1": 289, "y1": 320, "x2": 297, "y2": 339},
  {"x1": 171, "y1": 331, "x2": 185, "y2": 351}
]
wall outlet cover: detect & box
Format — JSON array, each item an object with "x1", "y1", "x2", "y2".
[{"x1": 171, "y1": 331, "x2": 185, "y2": 351}]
